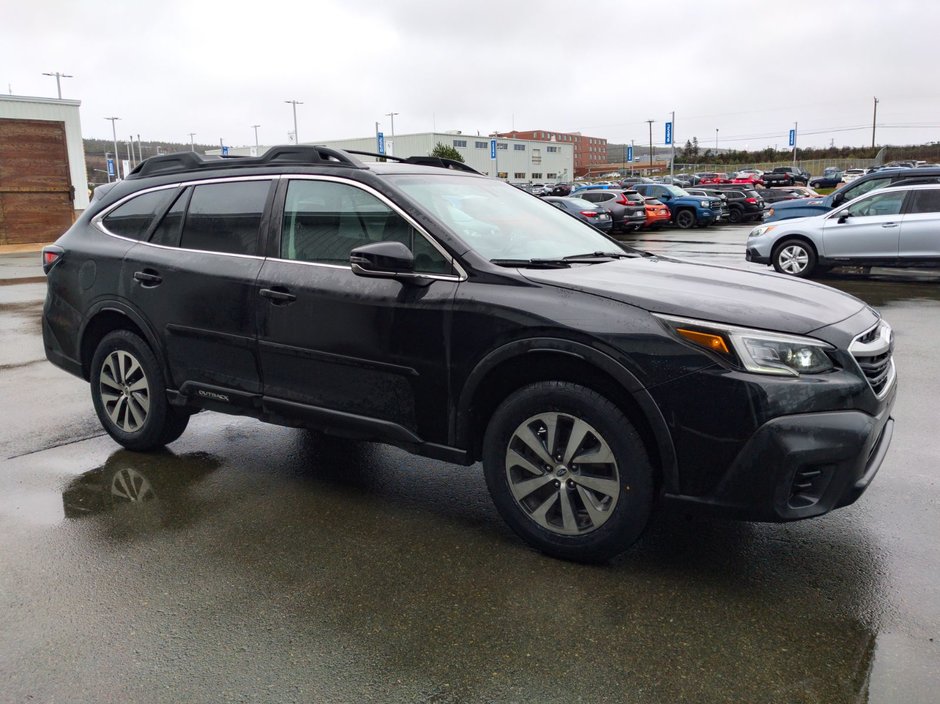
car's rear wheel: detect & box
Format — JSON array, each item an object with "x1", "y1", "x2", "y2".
[
  {"x1": 729, "y1": 208, "x2": 743, "y2": 223},
  {"x1": 482, "y1": 382, "x2": 654, "y2": 563},
  {"x1": 90, "y1": 330, "x2": 189, "y2": 450},
  {"x1": 675, "y1": 209, "x2": 696, "y2": 229},
  {"x1": 772, "y1": 238, "x2": 817, "y2": 278}
]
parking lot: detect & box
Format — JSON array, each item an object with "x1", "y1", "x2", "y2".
[{"x1": 1, "y1": 236, "x2": 938, "y2": 703}]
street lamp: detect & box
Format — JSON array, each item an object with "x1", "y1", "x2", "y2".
[
  {"x1": 105, "y1": 117, "x2": 121, "y2": 179},
  {"x1": 646, "y1": 119, "x2": 654, "y2": 172},
  {"x1": 251, "y1": 124, "x2": 261, "y2": 150},
  {"x1": 188, "y1": 133, "x2": 196, "y2": 152},
  {"x1": 285, "y1": 100, "x2": 303, "y2": 144},
  {"x1": 42, "y1": 71, "x2": 73, "y2": 99}
]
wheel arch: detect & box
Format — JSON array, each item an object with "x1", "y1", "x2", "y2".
[
  {"x1": 455, "y1": 338, "x2": 679, "y2": 492},
  {"x1": 79, "y1": 301, "x2": 165, "y2": 382},
  {"x1": 772, "y1": 233, "x2": 819, "y2": 259}
]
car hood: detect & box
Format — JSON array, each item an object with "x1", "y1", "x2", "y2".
[{"x1": 520, "y1": 257, "x2": 865, "y2": 334}]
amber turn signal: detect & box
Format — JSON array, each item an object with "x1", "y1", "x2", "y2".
[{"x1": 676, "y1": 328, "x2": 730, "y2": 355}]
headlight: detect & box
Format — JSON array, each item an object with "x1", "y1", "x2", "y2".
[
  {"x1": 654, "y1": 314, "x2": 835, "y2": 376},
  {"x1": 749, "y1": 224, "x2": 775, "y2": 238},
  {"x1": 700, "y1": 200, "x2": 709, "y2": 208}
]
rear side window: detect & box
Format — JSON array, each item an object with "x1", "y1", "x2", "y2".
[
  {"x1": 102, "y1": 189, "x2": 176, "y2": 240},
  {"x1": 149, "y1": 189, "x2": 190, "y2": 247},
  {"x1": 908, "y1": 189, "x2": 940, "y2": 214},
  {"x1": 179, "y1": 181, "x2": 270, "y2": 255}
]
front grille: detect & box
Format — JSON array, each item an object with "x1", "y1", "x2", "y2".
[{"x1": 849, "y1": 320, "x2": 895, "y2": 397}]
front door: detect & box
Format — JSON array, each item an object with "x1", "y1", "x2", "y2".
[
  {"x1": 822, "y1": 189, "x2": 906, "y2": 261},
  {"x1": 899, "y1": 187, "x2": 940, "y2": 260},
  {"x1": 255, "y1": 177, "x2": 460, "y2": 443}
]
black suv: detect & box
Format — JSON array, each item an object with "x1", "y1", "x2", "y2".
[
  {"x1": 42, "y1": 145, "x2": 897, "y2": 562},
  {"x1": 576, "y1": 189, "x2": 647, "y2": 231}
]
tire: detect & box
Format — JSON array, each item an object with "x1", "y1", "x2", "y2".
[
  {"x1": 482, "y1": 381, "x2": 655, "y2": 563},
  {"x1": 772, "y1": 238, "x2": 817, "y2": 278},
  {"x1": 728, "y1": 208, "x2": 743, "y2": 224},
  {"x1": 90, "y1": 330, "x2": 190, "y2": 450},
  {"x1": 674, "y1": 209, "x2": 696, "y2": 229}
]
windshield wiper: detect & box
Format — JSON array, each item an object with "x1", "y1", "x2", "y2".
[
  {"x1": 562, "y1": 251, "x2": 640, "y2": 260},
  {"x1": 489, "y1": 258, "x2": 572, "y2": 268}
]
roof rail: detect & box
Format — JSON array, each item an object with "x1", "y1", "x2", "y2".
[
  {"x1": 127, "y1": 144, "x2": 367, "y2": 179},
  {"x1": 344, "y1": 150, "x2": 482, "y2": 175}
]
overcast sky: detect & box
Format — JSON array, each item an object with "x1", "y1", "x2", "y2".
[{"x1": 3, "y1": 0, "x2": 937, "y2": 152}]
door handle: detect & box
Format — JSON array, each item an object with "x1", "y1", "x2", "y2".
[
  {"x1": 882, "y1": 222, "x2": 898, "y2": 228},
  {"x1": 133, "y1": 270, "x2": 162, "y2": 286},
  {"x1": 259, "y1": 287, "x2": 297, "y2": 304}
]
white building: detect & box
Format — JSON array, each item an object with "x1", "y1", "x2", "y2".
[{"x1": 210, "y1": 131, "x2": 575, "y2": 184}]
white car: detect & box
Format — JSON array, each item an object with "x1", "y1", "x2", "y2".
[
  {"x1": 842, "y1": 168, "x2": 867, "y2": 184},
  {"x1": 745, "y1": 183, "x2": 940, "y2": 277}
]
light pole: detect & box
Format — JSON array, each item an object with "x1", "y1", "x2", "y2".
[
  {"x1": 251, "y1": 124, "x2": 261, "y2": 150},
  {"x1": 715, "y1": 128, "x2": 719, "y2": 154},
  {"x1": 188, "y1": 133, "x2": 196, "y2": 151},
  {"x1": 871, "y1": 97, "x2": 879, "y2": 148},
  {"x1": 386, "y1": 112, "x2": 399, "y2": 155},
  {"x1": 646, "y1": 119, "x2": 654, "y2": 173},
  {"x1": 285, "y1": 100, "x2": 302, "y2": 144},
  {"x1": 105, "y1": 117, "x2": 121, "y2": 179},
  {"x1": 42, "y1": 71, "x2": 73, "y2": 99},
  {"x1": 792, "y1": 121, "x2": 798, "y2": 167},
  {"x1": 670, "y1": 110, "x2": 676, "y2": 178}
]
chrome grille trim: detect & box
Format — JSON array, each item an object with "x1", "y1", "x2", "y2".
[{"x1": 849, "y1": 320, "x2": 895, "y2": 398}]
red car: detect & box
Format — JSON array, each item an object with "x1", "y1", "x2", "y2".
[
  {"x1": 731, "y1": 170, "x2": 765, "y2": 187},
  {"x1": 698, "y1": 172, "x2": 730, "y2": 185}
]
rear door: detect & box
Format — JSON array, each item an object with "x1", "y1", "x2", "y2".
[
  {"x1": 899, "y1": 187, "x2": 940, "y2": 259},
  {"x1": 822, "y1": 189, "x2": 907, "y2": 260},
  {"x1": 122, "y1": 177, "x2": 273, "y2": 398}
]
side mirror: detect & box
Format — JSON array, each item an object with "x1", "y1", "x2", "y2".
[
  {"x1": 837, "y1": 211, "x2": 851, "y2": 223},
  {"x1": 350, "y1": 241, "x2": 416, "y2": 279},
  {"x1": 659, "y1": 193, "x2": 671, "y2": 201}
]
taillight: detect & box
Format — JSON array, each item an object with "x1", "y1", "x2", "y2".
[
  {"x1": 615, "y1": 194, "x2": 629, "y2": 205},
  {"x1": 580, "y1": 210, "x2": 598, "y2": 218},
  {"x1": 42, "y1": 245, "x2": 64, "y2": 274},
  {"x1": 745, "y1": 197, "x2": 758, "y2": 204}
]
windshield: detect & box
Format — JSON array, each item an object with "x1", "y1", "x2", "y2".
[
  {"x1": 389, "y1": 175, "x2": 624, "y2": 261},
  {"x1": 662, "y1": 185, "x2": 690, "y2": 197}
]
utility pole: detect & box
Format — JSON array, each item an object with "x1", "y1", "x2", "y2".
[
  {"x1": 646, "y1": 119, "x2": 654, "y2": 173},
  {"x1": 715, "y1": 128, "x2": 719, "y2": 154},
  {"x1": 386, "y1": 112, "x2": 399, "y2": 156},
  {"x1": 872, "y1": 97, "x2": 879, "y2": 148},
  {"x1": 251, "y1": 124, "x2": 260, "y2": 150},
  {"x1": 631, "y1": 139, "x2": 635, "y2": 176},
  {"x1": 188, "y1": 133, "x2": 196, "y2": 151},
  {"x1": 105, "y1": 117, "x2": 121, "y2": 179},
  {"x1": 285, "y1": 100, "x2": 303, "y2": 144},
  {"x1": 42, "y1": 71, "x2": 73, "y2": 99},
  {"x1": 792, "y1": 121, "x2": 798, "y2": 167},
  {"x1": 670, "y1": 111, "x2": 676, "y2": 178}
]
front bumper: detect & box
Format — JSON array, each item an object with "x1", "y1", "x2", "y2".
[
  {"x1": 665, "y1": 389, "x2": 896, "y2": 522},
  {"x1": 745, "y1": 246, "x2": 770, "y2": 264}
]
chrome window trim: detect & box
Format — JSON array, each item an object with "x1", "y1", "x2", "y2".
[
  {"x1": 92, "y1": 182, "x2": 182, "y2": 240},
  {"x1": 276, "y1": 174, "x2": 467, "y2": 281}
]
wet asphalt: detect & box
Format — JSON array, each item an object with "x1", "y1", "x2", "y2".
[{"x1": 1, "y1": 232, "x2": 938, "y2": 703}]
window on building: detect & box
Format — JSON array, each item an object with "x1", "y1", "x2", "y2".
[
  {"x1": 497, "y1": 143, "x2": 508, "y2": 150},
  {"x1": 497, "y1": 171, "x2": 508, "y2": 179},
  {"x1": 514, "y1": 144, "x2": 525, "y2": 151},
  {"x1": 179, "y1": 181, "x2": 271, "y2": 255},
  {"x1": 475, "y1": 141, "x2": 488, "y2": 148},
  {"x1": 531, "y1": 173, "x2": 542, "y2": 179},
  {"x1": 547, "y1": 146, "x2": 559, "y2": 153},
  {"x1": 514, "y1": 172, "x2": 526, "y2": 179},
  {"x1": 546, "y1": 173, "x2": 557, "y2": 179},
  {"x1": 453, "y1": 139, "x2": 467, "y2": 148}
]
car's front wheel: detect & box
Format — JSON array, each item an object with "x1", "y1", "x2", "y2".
[
  {"x1": 772, "y1": 238, "x2": 817, "y2": 278},
  {"x1": 674, "y1": 209, "x2": 696, "y2": 229},
  {"x1": 90, "y1": 330, "x2": 189, "y2": 450},
  {"x1": 482, "y1": 382, "x2": 654, "y2": 563}
]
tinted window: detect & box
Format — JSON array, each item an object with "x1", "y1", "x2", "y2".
[
  {"x1": 178, "y1": 181, "x2": 269, "y2": 255},
  {"x1": 842, "y1": 177, "x2": 891, "y2": 201},
  {"x1": 281, "y1": 180, "x2": 452, "y2": 274},
  {"x1": 149, "y1": 189, "x2": 190, "y2": 247},
  {"x1": 102, "y1": 189, "x2": 176, "y2": 240},
  {"x1": 908, "y1": 189, "x2": 940, "y2": 214},
  {"x1": 844, "y1": 190, "x2": 906, "y2": 218}
]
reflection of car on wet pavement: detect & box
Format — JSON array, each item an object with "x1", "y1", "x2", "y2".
[
  {"x1": 62, "y1": 450, "x2": 220, "y2": 519},
  {"x1": 42, "y1": 144, "x2": 896, "y2": 562}
]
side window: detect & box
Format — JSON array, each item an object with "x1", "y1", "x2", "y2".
[
  {"x1": 843, "y1": 177, "x2": 891, "y2": 201},
  {"x1": 179, "y1": 181, "x2": 270, "y2": 255},
  {"x1": 580, "y1": 192, "x2": 601, "y2": 203},
  {"x1": 102, "y1": 189, "x2": 176, "y2": 240},
  {"x1": 845, "y1": 190, "x2": 906, "y2": 218},
  {"x1": 909, "y1": 189, "x2": 940, "y2": 214},
  {"x1": 281, "y1": 180, "x2": 453, "y2": 275},
  {"x1": 149, "y1": 188, "x2": 190, "y2": 247}
]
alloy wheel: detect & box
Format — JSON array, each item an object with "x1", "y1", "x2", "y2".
[
  {"x1": 504, "y1": 412, "x2": 620, "y2": 536},
  {"x1": 778, "y1": 245, "x2": 810, "y2": 274},
  {"x1": 99, "y1": 350, "x2": 151, "y2": 433}
]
